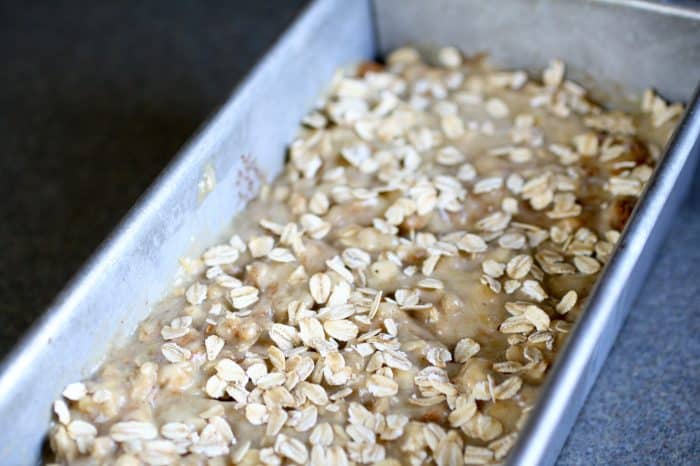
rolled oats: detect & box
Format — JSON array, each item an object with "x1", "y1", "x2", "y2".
[
  {"x1": 367, "y1": 374, "x2": 399, "y2": 397},
  {"x1": 556, "y1": 290, "x2": 578, "y2": 314},
  {"x1": 454, "y1": 338, "x2": 481, "y2": 363},
  {"x1": 203, "y1": 245, "x2": 240, "y2": 266},
  {"x1": 249, "y1": 235, "x2": 275, "y2": 258},
  {"x1": 229, "y1": 285, "x2": 260, "y2": 309},
  {"x1": 110, "y1": 422, "x2": 158, "y2": 442},
  {"x1": 48, "y1": 46, "x2": 680, "y2": 466},
  {"x1": 62, "y1": 382, "x2": 87, "y2": 401},
  {"x1": 574, "y1": 256, "x2": 601, "y2": 274},
  {"x1": 457, "y1": 233, "x2": 488, "y2": 254},
  {"x1": 485, "y1": 97, "x2": 510, "y2": 118}
]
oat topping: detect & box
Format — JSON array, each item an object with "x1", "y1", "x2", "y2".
[{"x1": 48, "y1": 47, "x2": 681, "y2": 465}]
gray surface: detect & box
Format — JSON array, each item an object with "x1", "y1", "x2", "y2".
[
  {"x1": 0, "y1": 1, "x2": 697, "y2": 464},
  {"x1": 559, "y1": 202, "x2": 700, "y2": 464}
]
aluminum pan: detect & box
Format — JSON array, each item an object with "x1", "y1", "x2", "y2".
[
  {"x1": 0, "y1": 0, "x2": 698, "y2": 464},
  {"x1": 374, "y1": 0, "x2": 700, "y2": 464},
  {"x1": 0, "y1": 0, "x2": 374, "y2": 463}
]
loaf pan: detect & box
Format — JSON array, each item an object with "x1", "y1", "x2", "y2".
[{"x1": 0, "y1": 0, "x2": 698, "y2": 464}]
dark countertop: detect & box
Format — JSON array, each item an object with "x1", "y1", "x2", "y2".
[{"x1": 1, "y1": 1, "x2": 698, "y2": 464}]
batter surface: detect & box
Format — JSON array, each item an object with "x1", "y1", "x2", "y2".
[{"x1": 47, "y1": 47, "x2": 682, "y2": 465}]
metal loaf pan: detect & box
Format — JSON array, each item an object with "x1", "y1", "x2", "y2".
[{"x1": 0, "y1": 0, "x2": 698, "y2": 464}]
